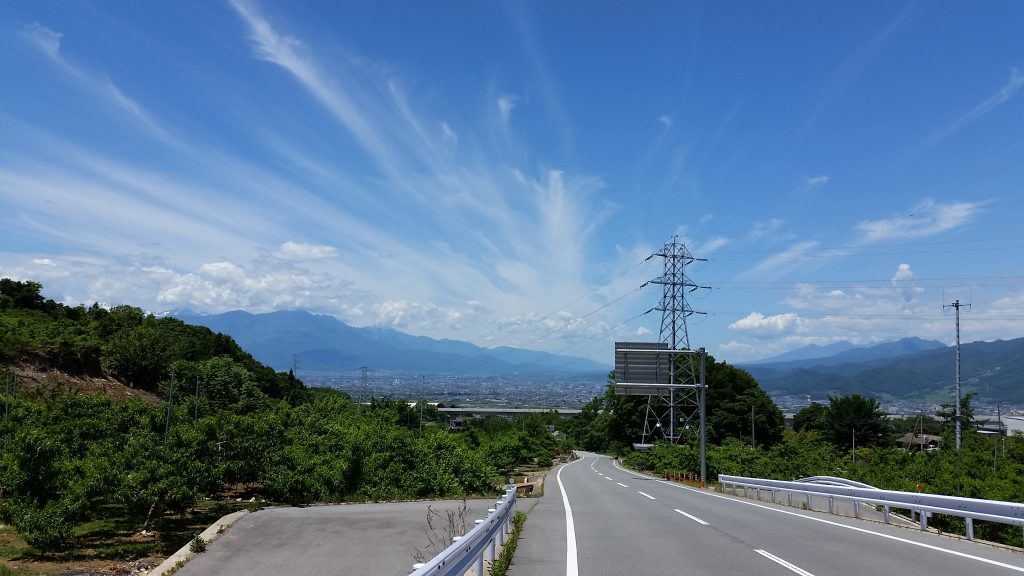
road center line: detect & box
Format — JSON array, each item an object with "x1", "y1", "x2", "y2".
[
  {"x1": 605, "y1": 476, "x2": 614, "y2": 481},
  {"x1": 617, "y1": 483, "x2": 629, "y2": 488},
  {"x1": 674, "y1": 508, "x2": 709, "y2": 525},
  {"x1": 612, "y1": 458, "x2": 1024, "y2": 574},
  {"x1": 755, "y1": 550, "x2": 815, "y2": 576},
  {"x1": 637, "y1": 491, "x2": 656, "y2": 500},
  {"x1": 557, "y1": 458, "x2": 580, "y2": 576}
]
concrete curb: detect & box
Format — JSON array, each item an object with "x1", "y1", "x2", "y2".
[{"x1": 150, "y1": 509, "x2": 249, "y2": 576}]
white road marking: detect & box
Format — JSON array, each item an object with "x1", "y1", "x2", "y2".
[
  {"x1": 557, "y1": 459, "x2": 580, "y2": 576},
  {"x1": 611, "y1": 458, "x2": 1024, "y2": 574},
  {"x1": 617, "y1": 482, "x2": 629, "y2": 488},
  {"x1": 674, "y1": 508, "x2": 709, "y2": 525},
  {"x1": 589, "y1": 459, "x2": 599, "y2": 472},
  {"x1": 755, "y1": 550, "x2": 816, "y2": 576},
  {"x1": 605, "y1": 476, "x2": 614, "y2": 481},
  {"x1": 637, "y1": 491, "x2": 656, "y2": 500}
]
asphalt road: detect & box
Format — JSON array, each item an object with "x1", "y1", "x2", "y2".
[
  {"x1": 175, "y1": 499, "x2": 497, "y2": 576},
  {"x1": 512, "y1": 452, "x2": 1024, "y2": 576}
]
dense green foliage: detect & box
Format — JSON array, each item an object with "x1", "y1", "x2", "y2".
[
  {"x1": 566, "y1": 357, "x2": 784, "y2": 454},
  {"x1": 794, "y1": 394, "x2": 889, "y2": 449},
  {"x1": 0, "y1": 280, "x2": 562, "y2": 554}
]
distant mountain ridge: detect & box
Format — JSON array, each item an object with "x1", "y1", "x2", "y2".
[
  {"x1": 173, "y1": 310, "x2": 608, "y2": 375},
  {"x1": 747, "y1": 337, "x2": 946, "y2": 369},
  {"x1": 741, "y1": 337, "x2": 1024, "y2": 404}
]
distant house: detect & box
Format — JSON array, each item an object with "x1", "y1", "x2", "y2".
[{"x1": 897, "y1": 432, "x2": 943, "y2": 451}]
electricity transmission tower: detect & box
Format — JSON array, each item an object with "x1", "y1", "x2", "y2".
[
  {"x1": 358, "y1": 366, "x2": 373, "y2": 408},
  {"x1": 943, "y1": 299, "x2": 970, "y2": 451},
  {"x1": 639, "y1": 236, "x2": 709, "y2": 444}
]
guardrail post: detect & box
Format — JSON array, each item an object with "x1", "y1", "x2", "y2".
[
  {"x1": 828, "y1": 496, "x2": 834, "y2": 515},
  {"x1": 787, "y1": 492, "x2": 792, "y2": 507},
  {"x1": 883, "y1": 505, "x2": 890, "y2": 524},
  {"x1": 965, "y1": 518, "x2": 974, "y2": 541},
  {"x1": 919, "y1": 510, "x2": 928, "y2": 531},
  {"x1": 854, "y1": 501, "x2": 860, "y2": 519}
]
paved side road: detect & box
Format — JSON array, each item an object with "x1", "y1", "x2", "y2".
[{"x1": 176, "y1": 499, "x2": 497, "y2": 576}]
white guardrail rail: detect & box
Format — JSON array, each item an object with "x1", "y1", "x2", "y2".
[
  {"x1": 718, "y1": 474, "x2": 1024, "y2": 543},
  {"x1": 409, "y1": 485, "x2": 517, "y2": 576}
]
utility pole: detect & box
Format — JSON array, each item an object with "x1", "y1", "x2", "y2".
[
  {"x1": 165, "y1": 369, "x2": 176, "y2": 442},
  {"x1": 995, "y1": 403, "x2": 1002, "y2": 472},
  {"x1": 359, "y1": 366, "x2": 372, "y2": 409},
  {"x1": 943, "y1": 299, "x2": 970, "y2": 451},
  {"x1": 4, "y1": 368, "x2": 14, "y2": 451},
  {"x1": 751, "y1": 405, "x2": 756, "y2": 448}
]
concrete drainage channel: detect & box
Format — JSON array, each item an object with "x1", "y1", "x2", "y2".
[{"x1": 150, "y1": 510, "x2": 249, "y2": 576}]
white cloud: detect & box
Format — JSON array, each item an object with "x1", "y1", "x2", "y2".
[
  {"x1": 729, "y1": 312, "x2": 802, "y2": 337},
  {"x1": 635, "y1": 326, "x2": 651, "y2": 337},
  {"x1": 748, "y1": 218, "x2": 784, "y2": 240},
  {"x1": 805, "y1": 175, "x2": 830, "y2": 187},
  {"x1": 20, "y1": 22, "x2": 62, "y2": 58},
  {"x1": 440, "y1": 122, "x2": 458, "y2": 145},
  {"x1": 658, "y1": 114, "x2": 672, "y2": 129},
  {"x1": 740, "y1": 240, "x2": 820, "y2": 281},
  {"x1": 856, "y1": 199, "x2": 981, "y2": 243},
  {"x1": 274, "y1": 241, "x2": 338, "y2": 262},
  {"x1": 696, "y1": 236, "x2": 729, "y2": 255},
  {"x1": 497, "y1": 94, "x2": 519, "y2": 125}
]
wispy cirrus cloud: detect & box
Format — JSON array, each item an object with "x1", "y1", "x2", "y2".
[
  {"x1": 855, "y1": 199, "x2": 981, "y2": 243},
  {"x1": 739, "y1": 199, "x2": 980, "y2": 282},
  {"x1": 805, "y1": 175, "x2": 830, "y2": 187},
  {"x1": 497, "y1": 94, "x2": 519, "y2": 126},
  {"x1": 18, "y1": 22, "x2": 177, "y2": 145},
  {"x1": 804, "y1": 1, "x2": 916, "y2": 132},
  {"x1": 1, "y1": 2, "x2": 621, "y2": 362},
  {"x1": 929, "y1": 67, "x2": 1023, "y2": 146}
]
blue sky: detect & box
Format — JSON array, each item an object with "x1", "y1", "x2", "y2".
[{"x1": 2, "y1": 1, "x2": 1023, "y2": 364}]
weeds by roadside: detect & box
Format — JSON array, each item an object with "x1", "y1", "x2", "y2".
[{"x1": 489, "y1": 511, "x2": 526, "y2": 576}]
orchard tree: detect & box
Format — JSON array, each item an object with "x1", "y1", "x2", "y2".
[
  {"x1": 705, "y1": 358, "x2": 784, "y2": 447},
  {"x1": 793, "y1": 402, "x2": 829, "y2": 433},
  {"x1": 826, "y1": 394, "x2": 889, "y2": 450}
]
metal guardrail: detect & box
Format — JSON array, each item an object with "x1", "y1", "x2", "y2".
[
  {"x1": 409, "y1": 486, "x2": 517, "y2": 576},
  {"x1": 719, "y1": 474, "x2": 1024, "y2": 543}
]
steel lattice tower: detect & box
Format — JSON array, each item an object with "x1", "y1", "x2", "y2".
[{"x1": 641, "y1": 236, "x2": 707, "y2": 443}]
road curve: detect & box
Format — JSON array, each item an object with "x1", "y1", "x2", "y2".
[{"x1": 512, "y1": 452, "x2": 1024, "y2": 576}]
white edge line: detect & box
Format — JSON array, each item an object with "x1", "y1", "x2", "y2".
[
  {"x1": 557, "y1": 458, "x2": 580, "y2": 576},
  {"x1": 674, "y1": 508, "x2": 710, "y2": 526},
  {"x1": 755, "y1": 549, "x2": 815, "y2": 576},
  {"x1": 611, "y1": 459, "x2": 1024, "y2": 574},
  {"x1": 637, "y1": 491, "x2": 656, "y2": 500}
]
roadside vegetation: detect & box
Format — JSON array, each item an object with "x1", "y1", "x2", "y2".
[{"x1": 0, "y1": 280, "x2": 562, "y2": 573}]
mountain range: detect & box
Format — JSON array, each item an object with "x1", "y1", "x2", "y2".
[
  {"x1": 740, "y1": 337, "x2": 1024, "y2": 404},
  {"x1": 173, "y1": 310, "x2": 608, "y2": 376}
]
